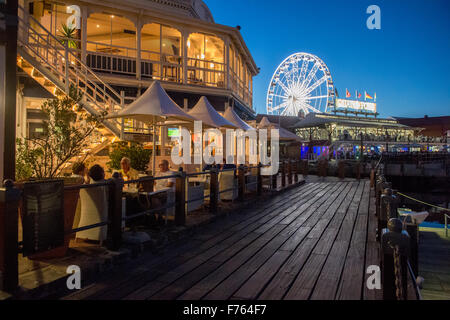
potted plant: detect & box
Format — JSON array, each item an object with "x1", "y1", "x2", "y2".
[{"x1": 16, "y1": 86, "x2": 104, "y2": 259}]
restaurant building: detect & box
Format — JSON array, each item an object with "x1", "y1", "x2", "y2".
[
  {"x1": 15, "y1": 0, "x2": 258, "y2": 151},
  {"x1": 292, "y1": 112, "x2": 425, "y2": 160}
]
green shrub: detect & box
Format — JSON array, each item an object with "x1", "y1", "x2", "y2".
[{"x1": 107, "y1": 142, "x2": 151, "y2": 173}]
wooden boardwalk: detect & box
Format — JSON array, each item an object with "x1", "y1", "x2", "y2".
[{"x1": 63, "y1": 179, "x2": 381, "y2": 300}]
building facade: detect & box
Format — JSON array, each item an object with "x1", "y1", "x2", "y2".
[
  {"x1": 16, "y1": 0, "x2": 258, "y2": 144},
  {"x1": 292, "y1": 113, "x2": 427, "y2": 159}
]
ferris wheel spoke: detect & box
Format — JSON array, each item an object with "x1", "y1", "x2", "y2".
[
  {"x1": 306, "y1": 95, "x2": 329, "y2": 100},
  {"x1": 301, "y1": 102, "x2": 321, "y2": 114},
  {"x1": 270, "y1": 101, "x2": 289, "y2": 112},
  {"x1": 302, "y1": 63, "x2": 320, "y2": 90},
  {"x1": 275, "y1": 78, "x2": 290, "y2": 95},
  {"x1": 271, "y1": 94, "x2": 288, "y2": 100},
  {"x1": 298, "y1": 58, "x2": 309, "y2": 85},
  {"x1": 305, "y1": 75, "x2": 328, "y2": 95},
  {"x1": 267, "y1": 53, "x2": 334, "y2": 116}
]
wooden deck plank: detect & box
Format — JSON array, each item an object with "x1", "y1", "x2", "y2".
[
  {"x1": 284, "y1": 181, "x2": 364, "y2": 300},
  {"x1": 257, "y1": 182, "x2": 359, "y2": 300},
  {"x1": 203, "y1": 184, "x2": 345, "y2": 300},
  {"x1": 363, "y1": 188, "x2": 382, "y2": 300},
  {"x1": 66, "y1": 184, "x2": 314, "y2": 300},
  {"x1": 121, "y1": 184, "x2": 323, "y2": 300},
  {"x1": 176, "y1": 184, "x2": 337, "y2": 300},
  {"x1": 308, "y1": 181, "x2": 366, "y2": 300},
  {"x1": 337, "y1": 181, "x2": 371, "y2": 300}
]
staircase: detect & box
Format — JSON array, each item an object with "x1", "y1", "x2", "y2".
[{"x1": 16, "y1": 5, "x2": 124, "y2": 138}]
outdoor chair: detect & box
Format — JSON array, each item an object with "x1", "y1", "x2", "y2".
[
  {"x1": 219, "y1": 171, "x2": 238, "y2": 201},
  {"x1": 76, "y1": 183, "x2": 109, "y2": 243},
  {"x1": 187, "y1": 184, "x2": 205, "y2": 212}
]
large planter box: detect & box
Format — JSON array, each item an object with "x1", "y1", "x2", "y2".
[{"x1": 18, "y1": 179, "x2": 82, "y2": 260}]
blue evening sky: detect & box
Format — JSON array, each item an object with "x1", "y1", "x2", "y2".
[{"x1": 206, "y1": 0, "x2": 450, "y2": 118}]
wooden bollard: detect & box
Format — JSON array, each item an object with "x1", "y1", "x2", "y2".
[
  {"x1": 281, "y1": 161, "x2": 286, "y2": 188},
  {"x1": 381, "y1": 218, "x2": 410, "y2": 300}
]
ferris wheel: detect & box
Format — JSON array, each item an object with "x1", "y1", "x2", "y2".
[{"x1": 266, "y1": 52, "x2": 335, "y2": 116}]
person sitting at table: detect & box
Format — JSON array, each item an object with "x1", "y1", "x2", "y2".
[
  {"x1": 154, "y1": 160, "x2": 176, "y2": 191},
  {"x1": 71, "y1": 161, "x2": 89, "y2": 184},
  {"x1": 151, "y1": 160, "x2": 176, "y2": 223},
  {"x1": 221, "y1": 158, "x2": 236, "y2": 170},
  {"x1": 76, "y1": 164, "x2": 108, "y2": 244},
  {"x1": 119, "y1": 157, "x2": 139, "y2": 181}
]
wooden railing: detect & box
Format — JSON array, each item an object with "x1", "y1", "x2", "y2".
[{"x1": 374, "y1": 167, "x2": 422, "y2": 300}]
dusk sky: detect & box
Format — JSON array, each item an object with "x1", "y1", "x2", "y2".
[{"x1": 206, "y1": 0, "x2": 450, "y2": 118}]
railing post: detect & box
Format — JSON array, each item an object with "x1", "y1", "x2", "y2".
[
  {"x1": 375, "y1": 174, "x2": 386, "y2": 217},
  {"x1": 271, "y1": 170, "x2": 277, "y2": 190},
  {"x1": 64, "y1": 42, "x2": 69, "y2": 93},
  {"x1": 381, "y1": 218, "x2": 410, "y2": 300},
  {"x1": 355, "y1": 161, "x2": 361, "y2": 180},
  {"x1": 294, "y1": 160, "x2": 299, "y2": 183},
  {"x1": 0, "y1": 180, "x2": 20, "y2": 293},
  {"x1": 287, "y1": 160, "x2": 293, "y2": 185},
  {"x1": 238, "y1": 165, "x2": 245, "y2": 201},
  {"x1": 302, "y1": 160, "x2": 309, "y2": 177},
  {"x1": 109, "y1": 173, "x2": 123, "y2": 251},
  {"x1": 209, "y1": 167, "x2": 219, "y2": 214},
  {"x1": 175, "y1": 169, "x2": 187, "y2": 226},
  {"x1": 370, "y1": 167, "x2": 376, "y2": 189},
  {"x1": 281, "y1": 161, "x2": 286, "y2": 188},
  {"x1": 338, "y1": 160, "x2": 345, "y2": 179},
  {"x1": 257, "y1": 163, "x2": 263, "y2": 196}
]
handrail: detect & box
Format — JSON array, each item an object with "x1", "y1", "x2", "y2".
[
  {"x1": 407, "y1": 260, "x2": 423, "y2": 300},
  {"x1": 18, "y1": 6, "x2": 123, "y2": 105},
  {"x1": 17, "y1": 5, "x2": 124, "y2": 136}
]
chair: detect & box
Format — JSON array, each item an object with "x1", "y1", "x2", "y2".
[
  {"x1": 219, "y1": 171, "x2": 238, "y2": 201},
  {"x1": 187, "y1": 184, "x2": 205, "y2": 212},
  {"x1": 76, "y1": 183, "x2": 109, "y2": 243}
]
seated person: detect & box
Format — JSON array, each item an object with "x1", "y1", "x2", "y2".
[
  {"x1": 221, "y1": 158, "x2": 237, "y2": 170},
  {"x1": 151, "y1": 160, "x2": 176, "y2": 223},
  {"x1": 154, "y1": 160, "x2": 176, "y2": 191},
  {"x1": 119, "y1": 157, "x2": 139, "y2": 181},
  {"x1": 76, "y1": 165, "x2": 108, "y2": 243},
  {"x1": 118, "y1": 157, "x2": 140, "y2": 192},
  {"x1": 71, "y1": 161, "x2": 89, "y2": 184}
]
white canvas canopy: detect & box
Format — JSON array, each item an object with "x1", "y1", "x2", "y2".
[
  {"x1": 106, "y1": 81, "x2": 196, "y2": 174},
  {"x1": 189, "y1": 97, "x2": 238, "y2": 129},
  {"x1": 223, "y1": 107, "x2": 254, "y2": 131},
  {"x1": 106, "y1": 81, "x2": 195, "y2": 123},
  {"x1": 257, "y1": 116, "x2": 301, "y2": 141}
]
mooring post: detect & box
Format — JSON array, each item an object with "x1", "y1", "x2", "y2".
[
  {"x1": 381, "y1": 218, "x2": 410, "y2": 300},
  {"x1": 109, "y1": 173, "x2": 124, "y2": 251}
]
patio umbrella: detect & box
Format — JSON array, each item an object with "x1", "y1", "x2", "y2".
[
  {"x1": 257, "y1": 116, "x2": 301, "y2": 141},
  {"x1": 106, "y1": 81, "x2": 196, "y2": 174},
  {"x1": 189, "y1": 97, "x2": 238, "y2": 129},
  {"x1": 223, "y1": 107, "x2": 254, "y2": 131}
]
